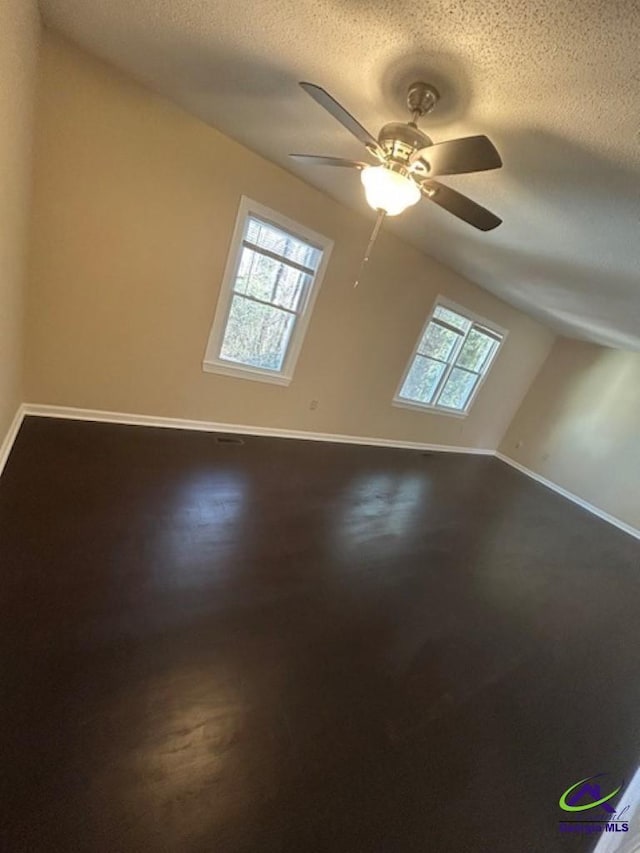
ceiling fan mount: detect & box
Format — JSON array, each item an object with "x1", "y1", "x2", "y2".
[{"x1": 406, "y1": 81, "x2": 440, "y2": 120}]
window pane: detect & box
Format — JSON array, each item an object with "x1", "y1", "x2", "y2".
[
  {"x1": 399, "y1": 356, "x2": 446, "y2": 404},
  {"x1": 456, "y1": 327, "x2": 498, "y2": 372},
  {"x1": 437, "y1": 368, "x2": 479, "y2": 410},
  {"x1": 246, "y1": 217, "x2": 321, "y2": 271},
  {"x1": 418, "y1": 320, "x2": 461, "y2": 361},
  {"x1": 235, "y1": 246, "x2": 309, "y2": 311},
  {"x1": 433, "y1": 305, "x2": 472, "y2": 333},
  {"x1": 220, "y1": 295, "x2": 295, "y2": 371}
]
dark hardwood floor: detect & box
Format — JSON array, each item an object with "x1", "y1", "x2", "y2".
[{"x1": 1, "y1": 416, "x2": 639, "y2": 852}]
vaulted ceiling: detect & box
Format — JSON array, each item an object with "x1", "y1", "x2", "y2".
[{"x1": 40, "y1": 0, "x2": 640, "y2": 349}]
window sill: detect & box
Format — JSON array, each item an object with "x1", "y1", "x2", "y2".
[
  {"x1": 202, "y1": 360, "x2": 292, "y2": 387},
  {"x1": 392, "y1": 398, "x2": 468, "y2": 419}
]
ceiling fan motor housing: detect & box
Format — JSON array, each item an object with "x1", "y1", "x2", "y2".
[{"x1": 378, "y1": 122, "x2": 432, "y2": 167}]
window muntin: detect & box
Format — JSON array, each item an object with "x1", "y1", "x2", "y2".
[
  {"x1": 203, "y1": 199, "x2": 332, "y2": 385},
  {"x1": 396, "y1": 301, "x2": 504, "y2": 414}
]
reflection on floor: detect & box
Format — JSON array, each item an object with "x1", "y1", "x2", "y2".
[{"x1": 1, "y1": 416, "x2": 639, "y2": 852}]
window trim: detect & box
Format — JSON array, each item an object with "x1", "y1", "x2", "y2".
[
  {"x1": 392, "y1": 296, "x2": 508, "y2": 417},
  {"x1": 203, "y1": 196, "x2": 333, "y2": 386}
]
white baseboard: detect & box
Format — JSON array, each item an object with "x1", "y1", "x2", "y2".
[
  {"x1": 496, "y1": 452, "x2": 640, "y2": 541},
  {"x1": 22, "y1": 403, "x2": 494, "y2": 456},
  {"x1": 0, "y1": 404, "x2": 26, "y2": 479}
]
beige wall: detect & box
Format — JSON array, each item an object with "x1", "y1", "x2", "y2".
[
  {"x1": 501, "y1": 338, "x2": 640, "y2": 529},
  {"x1": 0, "y1": 0, "x2": 39, "y2": 445},
  {"x1": 26, "y1": 33, "x2": 555, "y2": 451}
]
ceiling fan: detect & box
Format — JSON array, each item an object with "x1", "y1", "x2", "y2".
[{"x1": 290, "y1": 81, "x2": 503, "y2": 284}]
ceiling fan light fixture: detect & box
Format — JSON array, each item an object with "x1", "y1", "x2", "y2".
[{"x1": 360, "y1": 165, "x2": 421, "y2": 216}]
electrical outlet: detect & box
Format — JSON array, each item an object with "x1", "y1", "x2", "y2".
[
  {"x1": 515, "y1": 440, "x2": 524, "y2": 449},
  {"x1": 309, "y1": 400, "x2": 318, "y2": 410}
]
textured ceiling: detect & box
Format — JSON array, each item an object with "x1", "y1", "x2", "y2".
[{"x1": 40, "y1": 0, "x2": 640, "y2": 348}]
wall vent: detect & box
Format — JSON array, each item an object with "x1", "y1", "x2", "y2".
[{"x1": 216, "y1": 435, "x2": 245, "y2": 446}]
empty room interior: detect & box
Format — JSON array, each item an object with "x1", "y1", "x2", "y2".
[{"x1": 1, "y1": 1, "x2": 639, "y2": 850}]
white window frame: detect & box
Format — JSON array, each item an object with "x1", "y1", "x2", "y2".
[
  {"x1": 203, "y1": 196, "x2": 333, "y2": 386},
  {"x1": 393, "y1": 296, "x2": 507, "y2": 417}
]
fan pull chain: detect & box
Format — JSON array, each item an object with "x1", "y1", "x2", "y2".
[{"x1": 354, "y1": 209, "x2": 386, "y2": 288}]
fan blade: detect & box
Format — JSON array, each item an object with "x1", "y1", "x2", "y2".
[
  {"x1": 414, "y1": 135, "x2": 502, "y2": 176},
  {"x1": 422, "y1": 180, "x2": 502, "y2": 231},
  {"x1": 299, "y1": 82, "x2": 380, "y2": 151},
  {"x1": 289, "y1": 154, "x2": 368, "y2": 169}
]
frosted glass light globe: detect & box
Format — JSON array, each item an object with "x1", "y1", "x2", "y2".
[{"x1": 360, "y1": 166, "x2": 421, "y2": 216}]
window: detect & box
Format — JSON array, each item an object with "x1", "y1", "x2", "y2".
[
  {"x1": 203, "y1": 197, "x2": 333, "y2": 385},
  {"x1": 394, "y1": 299, "x2": 506, "y2": 415}
]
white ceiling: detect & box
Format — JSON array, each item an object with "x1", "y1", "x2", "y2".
[{"x1": 40, "y1": 0, "x2": 640, "y2": 349}]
